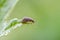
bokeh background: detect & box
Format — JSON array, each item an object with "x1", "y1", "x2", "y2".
[{"x1": 0, "y1": 0, "x2": 60, "y2": 40}]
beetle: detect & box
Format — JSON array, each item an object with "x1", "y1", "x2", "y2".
[{"x1": 21, "y1": 17, "x2": 34, "y2": 24}]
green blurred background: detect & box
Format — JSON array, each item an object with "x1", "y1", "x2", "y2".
[{"x1": 0, "y1": 0, "x2": 60, "y2": 40}]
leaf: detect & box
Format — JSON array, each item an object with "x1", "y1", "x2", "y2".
[
  {"x1": 4, "y1": 18, "x2": 19, "y2": 30},
  {"x1": 0, "y1": 0, "x2": 19, "y2": 37},
  {"x1": 0, "y1": 0, "x2": 19, "y2": 30}
]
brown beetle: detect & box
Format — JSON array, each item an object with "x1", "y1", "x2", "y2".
[{"x1": 21, "y1": 17, "x2": 34, "y2": 24}]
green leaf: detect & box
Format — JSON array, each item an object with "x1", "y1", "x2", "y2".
[
  {"x1": 0, "y1": 0, "x2": 19, "y2": 29},
  {"x1": 5, "y1": 19, "x2": 19, "y2": 30}
]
